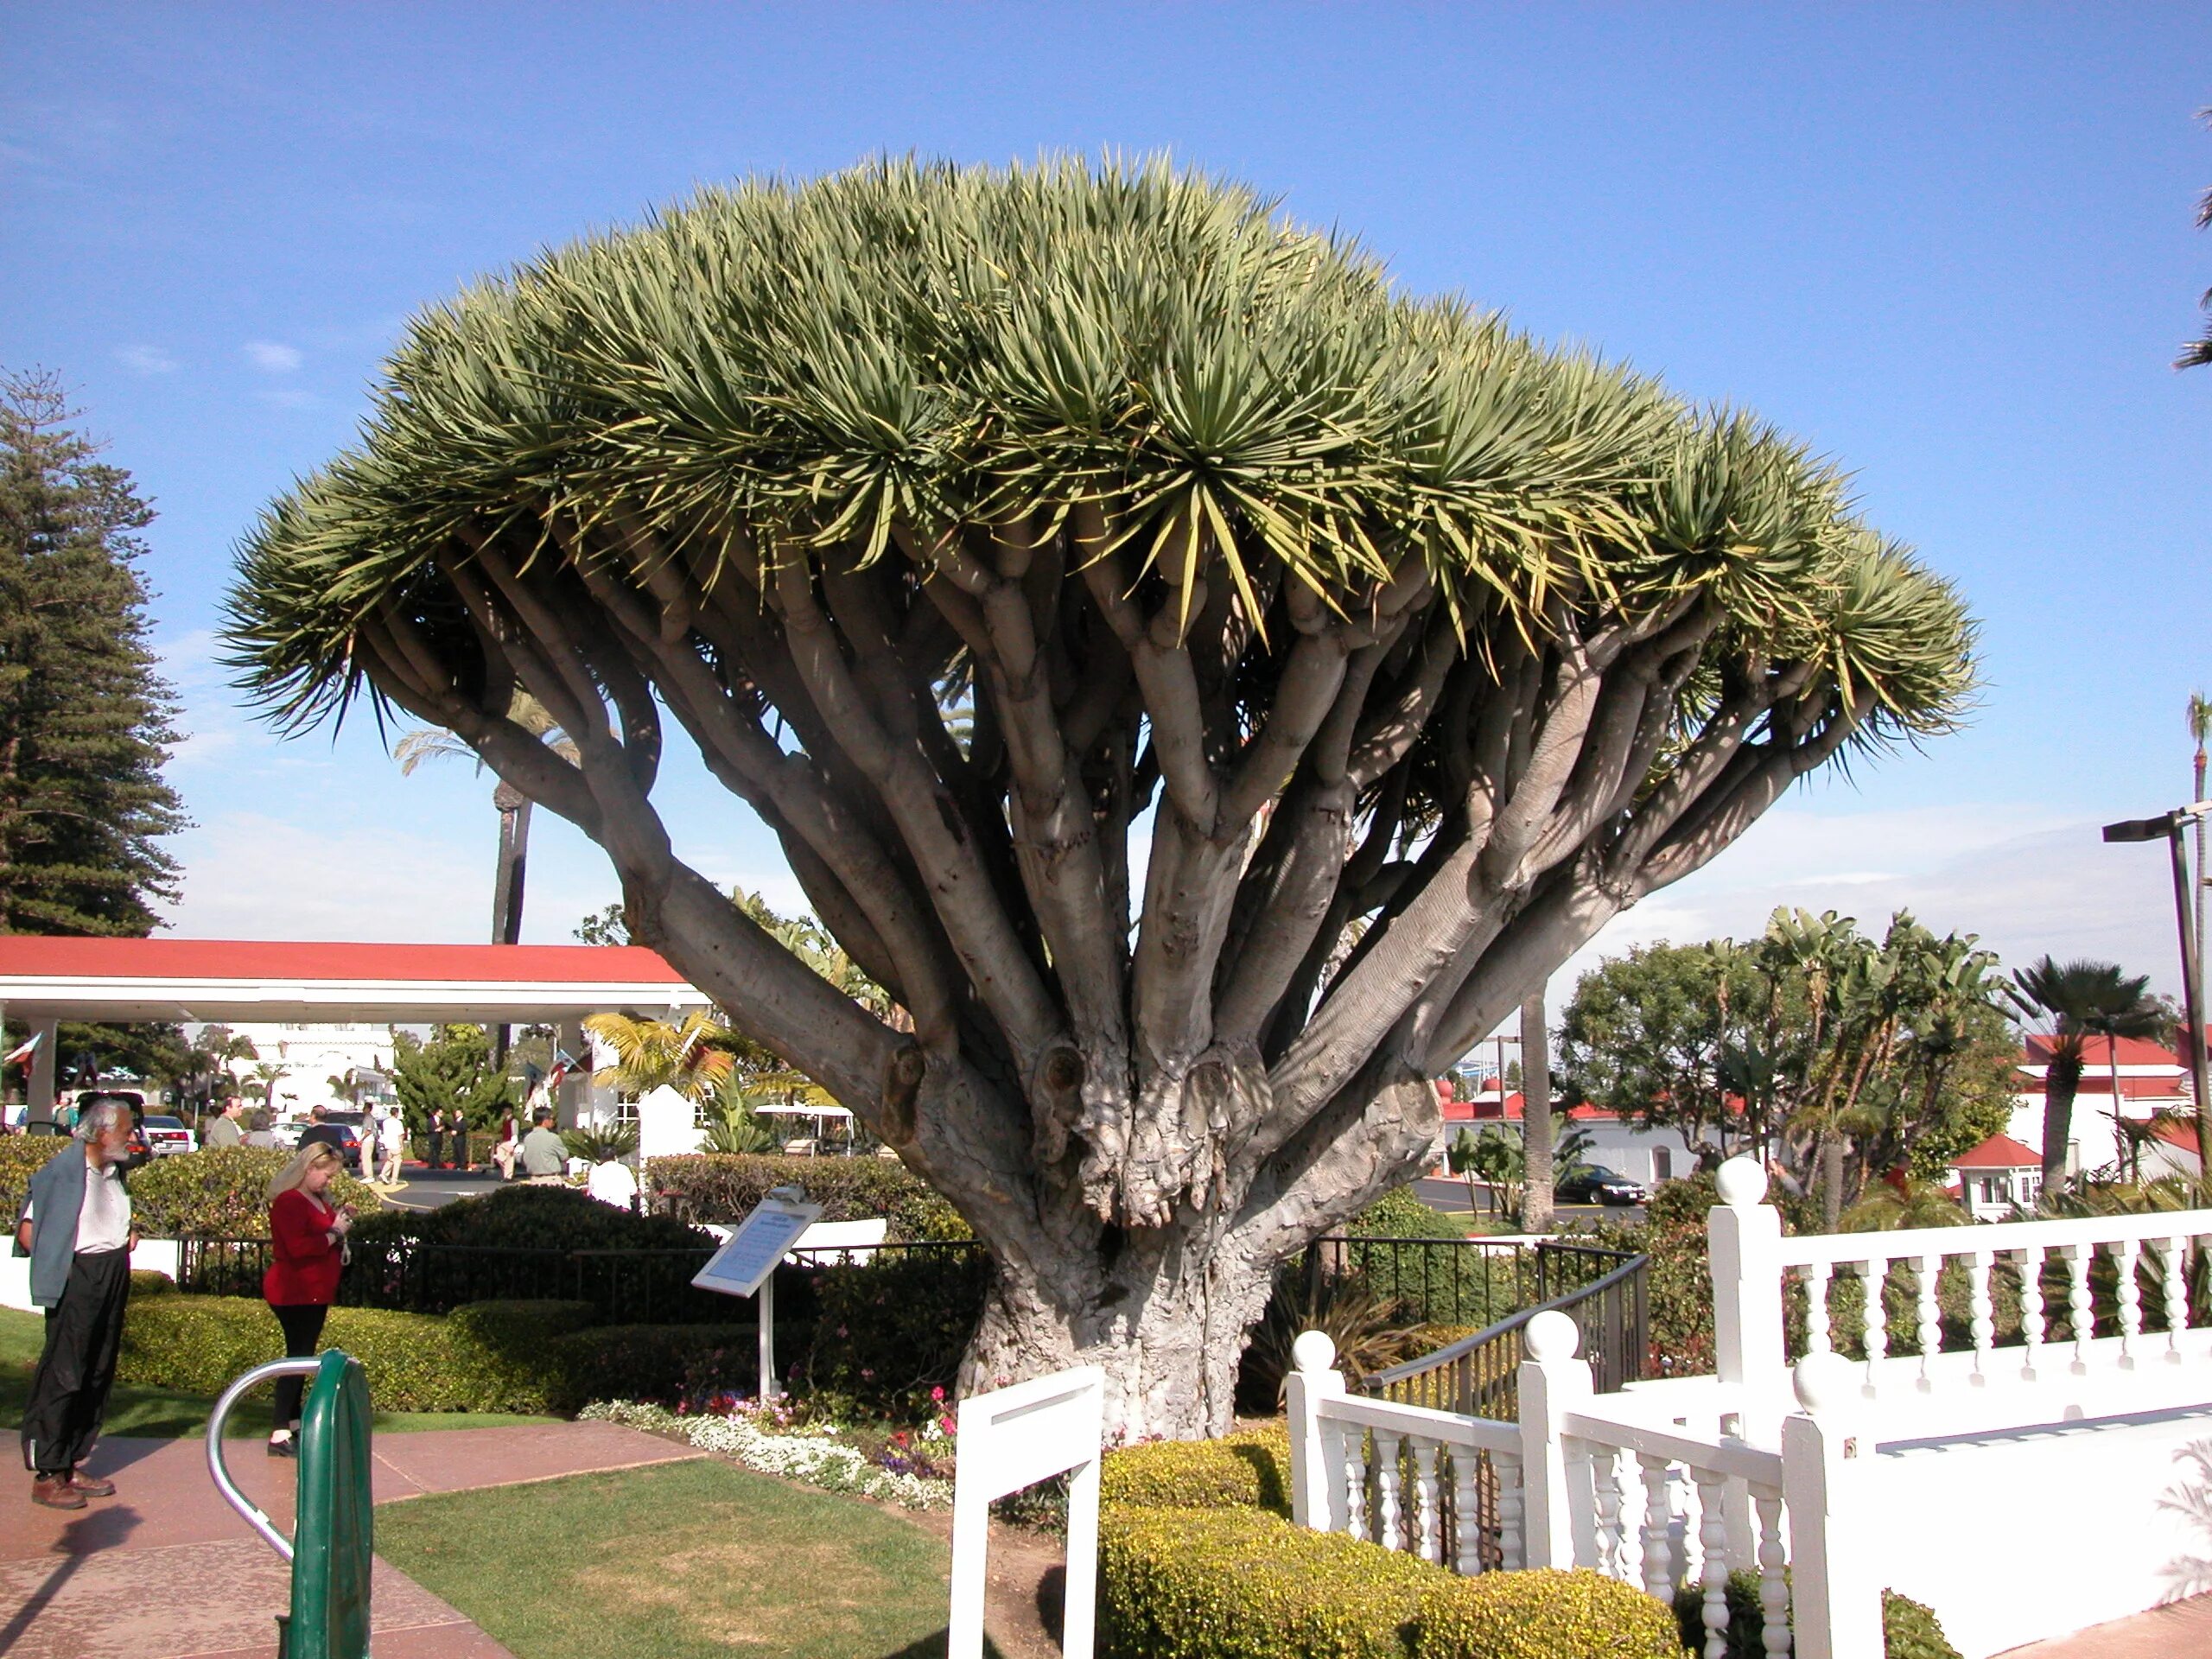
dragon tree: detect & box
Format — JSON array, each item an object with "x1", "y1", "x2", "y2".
[{"x1": 225, "y1": 159, "x2": 1974, "y2": 1439}]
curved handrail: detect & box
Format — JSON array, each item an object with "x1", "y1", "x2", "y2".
[
  {"x1": 1365, "y1": 1251, "x2": 1649, "y2": 1402},
  {"x1": 206, "y1": 1357, "x2": 326, "y2": 1563}
]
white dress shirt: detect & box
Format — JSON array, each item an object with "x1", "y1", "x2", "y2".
[{"x1": 75, "y1": 1160, "x2": 132, "y2": 1254}]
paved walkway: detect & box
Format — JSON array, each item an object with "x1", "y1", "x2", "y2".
[
  {"x1": 0, "y1": 1421, "x2": 706, "y2": 1658},
  {"x1": 2000, "y1": 1592, "x2": 2212, "y2": 1657}
]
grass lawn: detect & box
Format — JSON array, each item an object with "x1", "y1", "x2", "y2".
[
  {"x1": 378, "y1": 1457, "x2": 986, "y2": 1659},
  {"x1": 0, "y1": 1305, "x2": 554, "y2": 1438}
]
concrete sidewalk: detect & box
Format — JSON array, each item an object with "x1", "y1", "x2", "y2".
[{"x1": 0, "y1": 1421, "x2": 707, "y2": 1658}]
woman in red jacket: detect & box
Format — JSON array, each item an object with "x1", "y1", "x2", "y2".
[{"x1": 263, "y1": 1143, "x2": 354, "y2": 1457}]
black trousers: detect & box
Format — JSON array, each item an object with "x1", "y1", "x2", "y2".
[
  {"x1": 451, "y1": 1129, "x2": 468, "y2": 1168},
  {"x1": 269, "y1": 1302, "x2": 331, "y2": 1430},
  {"x1": 426, "y1": 1128, "x2": 444, "y2": 1167},
  {"x1": 21, "y1": 1248, "x2": 130, "y2": 1477}
]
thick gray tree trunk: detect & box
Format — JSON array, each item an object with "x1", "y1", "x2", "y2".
[{"x1": 1520, "y1": 986, "x2": 1555, "y2": 1235}]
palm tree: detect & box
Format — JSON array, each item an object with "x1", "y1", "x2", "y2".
[
  {"x1": 1520, "y1": 983, "x2": 1554, "y2": 1233},
  {"x1": 581, "y1": 1010, "x2": 738, "y2": 1102},
  {"x1": 2190, "y1": 693, "x2": 2209, "y2": 1071},
  {"x1": 2006, "y1": 957, "x2": 2168, "y2": 1190}
]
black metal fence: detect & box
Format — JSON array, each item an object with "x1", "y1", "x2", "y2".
[
  {"x1": 175, "y1": 1235, "x2": 986, "y2": 1325},
  {"x1": 1300, "y1": 1235, "x2": 1636, "y2": 1330},
  {"x1": 1362, "y1": 1249, "x2": 1649, "y2": 1420}
]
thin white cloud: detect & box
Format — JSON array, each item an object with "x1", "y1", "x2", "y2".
[
  {"x1": 162, "y1": 812, "x2": 488, "y2": 942},
  {"x1": 244, "y1": 340, "x2": 303, "y2": 372},
  {"x1": 255, "y1": 386, "x2": 321, "y2": 410},
  {"x1": 115, "y1": 344, "x2": 178, "y2": 374}
]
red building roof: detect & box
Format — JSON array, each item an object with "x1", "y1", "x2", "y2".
[
  {"x1": 1950, "y1": 1132, "x2": 2042, "y2": 1170},
  {"x1": 0, "y1": 937, "x2": 689, "y2": 983}
]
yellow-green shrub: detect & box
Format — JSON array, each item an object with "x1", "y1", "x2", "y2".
[
  {"x1": 1102, "y1": 1424, "x2": 1292, "y2": 1515},
  {"x1": 1100, "y1": 1504, "x2": 1438, "y2": 1659},
  {"x1": 1413, "y1": 1569, "x2": 1681, "y2": 1658}
]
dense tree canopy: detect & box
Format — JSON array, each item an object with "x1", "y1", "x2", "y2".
[
  {"x1": 223, "y1": 160, "x2": 1975, "y2": 1434},
  {"x1": 0, "y1": 371, "x2": 184, "y2": 936}
]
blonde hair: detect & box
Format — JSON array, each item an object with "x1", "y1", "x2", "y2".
[{"x1": 268, "y1": 1141, "x2": 344, "y2": 1201}]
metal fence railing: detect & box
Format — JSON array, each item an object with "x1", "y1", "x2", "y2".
[
  {"x1": 1361, "y1": 1249, "x2": 1649, "y2": 1420},
  {"x1": 1300, "y1": 1235, "x2": 1637, "y2": 1330}
]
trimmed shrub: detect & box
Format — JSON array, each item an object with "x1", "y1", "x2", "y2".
[
  {"x1": 1102, "y1": 1426, "x2": 1292, "y2": 1516},
  {"x1": 348, "y1": 1181, "x2": 704, "y2": 1253},
  {"x1": 1412, "y1": 1569, "x2": 1680, "y2": 1658},
  {"x1": 802, "y1": 1247, "x2": 993, "y2": 1415},
  {"x1": 544, "y1": 1319, "x2": 775, "y2": 1414},
  {"x1": 1347, "y1": 1186, "x2": 1470, "y2": 1242},
  {"x1": 118, "y1": 1294, "x2": 593, "y2": 1411},
  {"x1": 129, "y1": 1268, "x2": 175, "y2": 1297},
  {"x1": 1882, "y1": 1591, "x2": 1961, "y2": 1659},
  {"x1": 0, "y1": 1136, "x2": 66, "y2": 1215},
  {"x1": 646, "y1": 1153, "x2": 970, "y2": 1240},
  {"x1": 1100, "y1": 1503, "x2": 1437, "y2": 1659},
  {"x1": 123, "y1": 1147, "x2": 383, "y2": 1238}
]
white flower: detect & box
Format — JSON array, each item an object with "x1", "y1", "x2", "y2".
[{"x1": 582, "y1": 1400, "x2": 954, "y2": 1510}]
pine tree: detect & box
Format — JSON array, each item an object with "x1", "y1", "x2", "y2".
[{"x1": 0, "y1": 370, "x2": 184, "y2": 935}]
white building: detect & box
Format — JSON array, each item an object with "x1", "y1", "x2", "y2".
[{"x1": 207, "y1": 1020, "x2": 396, "y2": 1115}]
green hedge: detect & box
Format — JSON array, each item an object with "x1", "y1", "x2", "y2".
[
  {"x1": 801, "y1": 1248, "x2": 992, "y2": 1414},
  {"x1": 1102, "y1": 1426, "x2": 1291, "y2": 1516},
  {"x1": 1672, "y1": 1570, "x2": 1960, "y2": 1659},
  {"x1": 1, "y1": 1142, "x2": 382, "y2": 1238},
  {"x1": 1100, "y1": 1506, "x2": 1675, "y2": 1659},
  {"x1": 348, "y1": 1181, "x2": 703, "y2": 1253},
  {"x1": 646, "y1": 1153, "x2": 969, "y2": 1239},
  {"x1": 114, "y1": 1292, "x2": 766, "y2": 1414}
]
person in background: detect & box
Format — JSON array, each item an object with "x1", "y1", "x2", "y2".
[
  {"x1": 296, "y1": 1104, "x2": 347, "y2": 1158},
  {"x1": 262, "y1": 1143, "x2": 353, "y2": 1458},
  {"x1": 519, "y1": 1107, "x2": 568, "y2": 1184},
  {"x1": 377, "y1": 1106, "x2": 404, "y2": 1185},
  {"x1": 358, "y1": 1105, "x2": 383, "y2": 1184},
  {"x1": 13, "y1": 1099, "x2": 138, "y2": 1510},
  {"x1": 244, "y1": 1109, "x2": 278, "y2": 1150},
  {"x1": 448, "y1": 1109, "x2": 470, "y2": 1172},
  {"x1": 490, "y1": 1110, "x2": 518, "y2": 1182},
  {"x1": 203, "y1": 1097, "x2": 246, "y2": 1150},
  {"x1": 425, "y1": 1108, "x2": 445, "y2": 1171}
]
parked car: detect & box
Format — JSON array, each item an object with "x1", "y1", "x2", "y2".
[
  {"x1": 1554, "y1": 1165, "x2": 1649, "y2": 1206},
  {"x1": 140, "y1": 1114, "x2": 196, "y2": 1156},
  {"x1": 276, "y1": 1109, "x2": 364, "y2": 1155}
]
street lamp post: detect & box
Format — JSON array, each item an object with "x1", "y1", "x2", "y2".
[{"x1": 2103, "y1": 802, "x2": 2212, "y2": 1169}]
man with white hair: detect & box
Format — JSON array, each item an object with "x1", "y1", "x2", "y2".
[{"x1": 12, "y1": 1099, "x2": 138, "y2": 1510}]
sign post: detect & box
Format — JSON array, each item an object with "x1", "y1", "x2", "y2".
[
  {"x1": 948, "y1": 1365, "x2": 1104, "y2": 1659},
  {"x1": 690, "y1": 1186, "x2": 822, "y2": 1400}
]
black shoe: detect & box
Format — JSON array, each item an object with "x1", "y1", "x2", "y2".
[{"x1": 267, "y1": 1438, "x2": 296, "y2": 1459}]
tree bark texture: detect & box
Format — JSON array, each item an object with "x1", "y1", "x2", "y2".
[
  {"x1": 1520, "y1": 986, "x2": 1554, "y2": 1235},
  {"x1": 2042, "y1": 1049, "x2": 2083, "y2": 1190}
]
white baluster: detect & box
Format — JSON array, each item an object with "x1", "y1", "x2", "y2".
[
  {"x1": 1637, "y1": 1452, "x2": 1675, "y2": 1602},
  {"x1": 1803, "y1": 1261, "x2": 1833, "y2": 1357},
  {"x1": 1412, "y1": 1438, "x2": 1441, "y2": 1565},
  {"x1": 1860, "y1": 1255, "x2": 1890, "y2": 1388},
  {"x1": 1563, "y1": 1437, "x2": 1596, "y2": 1570},
  {"x1": 1591, "y1": 1446, "x2": 1628, "y2": 1581},
  {"x1": 2162, "y1": 1236, "x2": 2188, "y2": 1362},
  {"x1": 1914, "y1": 1253, "x2": 1942, "y2": 1386},
  {"x1": 1375, "y1": 1429, "x2": 1403, "y2": 1551},
  {"x1": 1694, "y1": 1467, "x2": 1731, "y2": 1659},
  {"x1": 1344, "y1": 1430, "x2": 1370, "y2": 1543},
  {"x1": 1496, "y1": 1452, "x2": 1525, "y2": 1573},
  {"x1": 1752, "y1": 1484, "x2": 1792, "y2": 1657},
  {"x1": 2016, "y1": 1245, "x2": 2046, "y2": 1380},
  {"x1": 1967, "y1": 1249, "x2": 1995, "y2": 1382},
  {"x1": 2117, "y1": 1239, "x2": 2143, "y2": 1367},
  {"x1": 2065, "y1": 1243, "x2": 2094, "y2": 1372},
  {"x1": 1453, "y1": 1449, "x2": 1484, "y2": 1576}
]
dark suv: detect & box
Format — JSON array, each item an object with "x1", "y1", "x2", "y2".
[{"x1": 1554, "y1": 1165, "x2": 1649, "y2": 1206}]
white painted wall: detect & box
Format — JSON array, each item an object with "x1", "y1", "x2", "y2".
[{"x1": 0, "y1": 1237, "x2": 181, "y2": 1313}]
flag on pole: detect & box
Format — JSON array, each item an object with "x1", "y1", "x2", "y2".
[{"x1": 3, "y1": 1031, "x2": 41, "y2": 1067}]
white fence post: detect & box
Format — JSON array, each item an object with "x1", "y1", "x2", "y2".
[
  {"x1": 1710, "y1": 1157, "x2": 1784, "y2": 1440},
  {"x1": 1286, "y1": 1330, "x2": 1347, "y2": 1530},
  {"x1": 1516, "y1": 1309, "x2": 1592, "y2": 1569},
  {"x1": 1783, "y1": 1352, "x2": 1884, "y2": 1659}
]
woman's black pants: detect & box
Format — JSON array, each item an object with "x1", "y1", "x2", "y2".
[{"x1": 268, "y1": 1302, "x2": 331, "y2": 1431}]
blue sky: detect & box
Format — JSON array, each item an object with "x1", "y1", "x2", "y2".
[{"x1": 4, "y1": 3, "x2": 2209, "y2": 1007}]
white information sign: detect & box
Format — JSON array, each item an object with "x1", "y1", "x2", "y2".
[
  {"x1": 690, "y1": 1192, "x2": 822, "y2": 1398},
  {"x1": 948, "y1": 1365, "x2": 1103, "y2": 1659},
  {"x1": 692, "y1": 1195, "x2": 823, "y2": 1297}
]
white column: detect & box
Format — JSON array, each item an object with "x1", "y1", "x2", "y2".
[
  {"x1": 1709, "y1": 1156, "x2": 1784, "y2": 1444},
  {"x1": 27, "y1": 1017, "x2": 59, "y2": 1130},
  {"x1": 1285, "y1": 1330, "x2": 1347, "y2": 1530},
  {"x1": 1516, "y1": 1308, "x2": 1592, "y2": 1569},
  {"x1": 1783, "y1": 1352, "x2": 1884, "y2": 1659}
]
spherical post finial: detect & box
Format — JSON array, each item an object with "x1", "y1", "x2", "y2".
[
  {"x1": 1793, "y1": 1350, "x2": 1855, "y2": 1414},
  {"x1": 1292, "y1": 1329, "x2": 1338, "y2": 1376},
  {"x1": 1523, "y1": 1308, "x2": 1580, "y2": 1363},
  {"x1": 1715, "y1": 1156, "x2": 1769, "y2": 1209}
]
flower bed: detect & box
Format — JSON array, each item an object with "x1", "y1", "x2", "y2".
[{"x1": 584, "y1": 1396, "x2": 957, "y2": 1510}]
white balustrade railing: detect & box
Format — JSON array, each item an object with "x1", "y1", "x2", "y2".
[
  {"x1": 1287, "y1": 1331, "x2": 1526, "y2": 1573},
  {"x1": 1290, "y1": 1312, "x2": 1882, "y2": 1659},
  {"x1": 1708, "y1": 1159, "x2": 2212, "y2": 1437}
]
